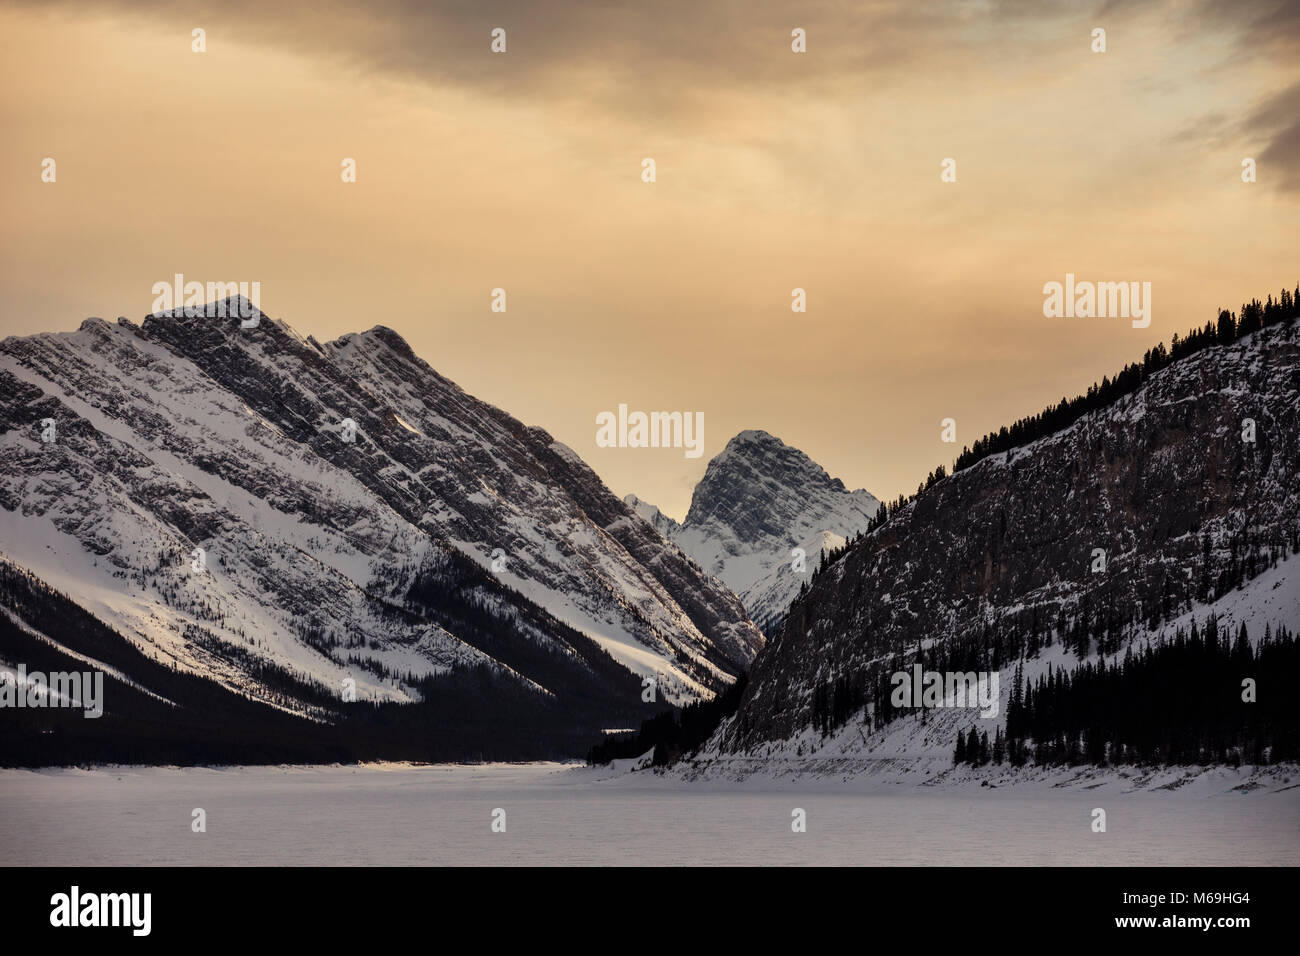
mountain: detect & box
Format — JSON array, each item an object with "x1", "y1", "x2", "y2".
[
  {"x1": 0, "y1": 298, "x2": 762, "y2": 763},
  {"x1": 624, "y1": 494, "x2": 680, "y2": 539},
  {"x1": 702, "y1": 313, "x2": 1300, "y2": 770},
  {"x1": 627, "y1": 430, "x2": 880, "y2": 630}
]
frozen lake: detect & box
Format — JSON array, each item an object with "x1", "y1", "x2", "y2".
[{"x1": 2, "y1": 763, "x2": 1297, "y2": 866}]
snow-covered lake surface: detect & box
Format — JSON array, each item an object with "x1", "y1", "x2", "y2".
[{"x1": 2, "y1": 762, "x2": 1296, "y2": 866}]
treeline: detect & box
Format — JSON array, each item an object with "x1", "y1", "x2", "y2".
[
  {"x1": 954, "y1": 285, "x2": 1299, "y2": 473},
  {"x1": 794, "y1": 472, "x2": 1297, "y2": 745},
  {"x1": 807, "y1": 614, "x2": 1029, "y2": 743},
  {"x1": 995, "y1": 618, "x2": 1298, "y2": 767},
  {"x1": 400, "y1": 545, "x2": 675, "y2": 714},
  {"x1": 793, "y1": 593, "x2": 1300, "y2": 770},
  {"x1": 953, "y1": 726, "x2": 1005, "y2": 766},
  {"x1": 947, "y1": 617, "x2": 1299, "y2": 769},
  {"x1": 811, "y1": 671, "x2": 866, "y2": 736},
  {"x1": 776, "y1": 624, "x2": 1002, "y2": 749},
  {"x1": 0, "y1": 561, "x2": 355, "y2": 766},
  {"x1": 797, "y1": 284, "x2": 1300, "y2": 589},
  {"x1": 586, "y1": 673, "x2": 748, "y2": 766},
  {"x1": 803, "y1": 534, "x2": 1295, "y2": 743},
  {"x1": 0, "y1": 560, "x2": 655, "y2": 766}
]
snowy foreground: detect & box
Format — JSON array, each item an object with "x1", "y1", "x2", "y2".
[{"x1": 2, "y1": 761, "x2": 1296, "y2": 866}]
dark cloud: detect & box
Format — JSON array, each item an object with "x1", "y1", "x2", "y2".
[
  {"x1": 1248, "y1": 81, "x2": 1300, "y2": 192},
  {"x1": 8, "y1": 1, "x2": 968, "y2": 111},
  {"x1": 1143, "y1": 0, "x2": 1300, "y2": 192},
  {"x1": 1201, "y1": 0, "x2": 1300, "y2": 56},
  {"x1": 1174, "y1": 80, "x2": 1300, "y2": 192}
]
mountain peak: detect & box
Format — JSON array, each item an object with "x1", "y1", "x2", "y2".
[
  {"x1": 685, "y1": 431, "x2": 871, "y2": 530},
  {"x1": 138, "y1": 298, "x2": 332, "y2": 359},
  {"x1": 718, "y1": 429, "x2": 789, "y2": 458},
  {"x1": 647, "y1": 429, "x2": 881, "y2": 625},
  {"x1": 730, "y1": 428, "x2": 781, "y2": 444},
  {"x1": 145, "y1": 293, "x2": 264, "y2": 323},
  {"x1": 710, "y1": 429, "x2": 860, "y2": 492},
  {"x1": 357, "y1": 324, "x2": 417, "y2": 359}
]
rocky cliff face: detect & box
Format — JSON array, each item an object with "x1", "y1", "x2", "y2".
[
  {"x1": 0, "y1": 299, "x2": 761, "y2": 732},
  {"x1": 715, "y1": 323, "x2": 1300, "y2": 753},
  {"x1": 631, "y1": 430, "x2": 880, "y2": 629}
]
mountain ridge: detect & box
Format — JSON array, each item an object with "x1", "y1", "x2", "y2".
[
  {"x1": 705, "y1": 317, "x2": 1300, "y2": 765},
  {"x1": 0, "y1": 299, "x2": 763, "y2": 761}
]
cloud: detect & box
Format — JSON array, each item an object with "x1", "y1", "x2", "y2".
[
  {"x1": 1, "y1": 0, "x2": 1085, "y2": 121},
  {"x1": 1144, "y1": 0, "x2": 1300, "y2": 192},
  {"x1": 1249, "y1": 82, "x2": 1300, "y2": 191},
  {"x1": 1200, "y1": 0, "x2": 1300, "y2": 57},
  {"x1": 1172, "y1": 79, "x2": 1300, "y2": 191}
]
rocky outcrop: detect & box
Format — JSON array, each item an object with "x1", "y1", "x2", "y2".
[{"x1": 718, "y1": 323, "x2": 1300, "y2": 750}]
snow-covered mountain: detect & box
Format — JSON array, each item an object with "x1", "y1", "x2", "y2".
[
  {"x1": 627, "y1": 430, "x2": 880, "y2": 629},
  {"x1": 624, "y1": 494, "x2": 680, "y2": 539},
  {"x1": 0, "y1": 299, "x2": 762, "y2": 756},
  {"x1": 703, "y1": 318, "x2": 1300, "y2": 767},
  {"x1": 689, "y1": 555, "x2": 1300, "y2": 780}
]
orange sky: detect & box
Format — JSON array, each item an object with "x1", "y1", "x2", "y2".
[{"x1": 2, "y1": 0, "x2": 1297, "y2": 518}]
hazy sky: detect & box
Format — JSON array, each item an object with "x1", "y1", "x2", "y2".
[{"x1": 2, "y1": 0, "x2": 1297, "y2": 519}]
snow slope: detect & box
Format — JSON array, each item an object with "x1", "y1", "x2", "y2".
[{"x1": 0, "y1": 301, "x2": 761, "y2": 721}]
